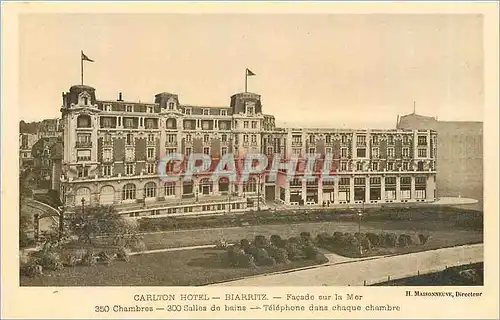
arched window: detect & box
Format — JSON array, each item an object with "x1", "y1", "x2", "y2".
[
  {"x1": 144, "y1": 182, "x2": 157, "y2": 198},
  {"x1": 166, "y1": 118, "x2": 177, "y2": 129},
  {"x1": 243, "y1": 177, "x2": 257, "y2": 193},
  {"x1": 75, "y1": 187, "x2": 91, "y2": 206},
  {"x1": 199, "y1": 178, "x2": 213, "y2": 195},
  {"x1": 122, "y1": 183, "x2": 136, "y2": 200},
  {"x1": 218, "y1": 177, "x2": 229, "y2": 193},
  {"x1": 77, "y1": 115, "x2": 91, "y2": 128},
  {"x1": 99, "y1": 185, "x2": 115, "y2": 205}
]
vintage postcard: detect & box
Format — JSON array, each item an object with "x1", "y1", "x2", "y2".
[{"x1": 2, "y1": 1, "x2": 499, "y2": 319}]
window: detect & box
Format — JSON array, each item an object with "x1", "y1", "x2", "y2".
[
  {"x1": 145, "y1": 119, "x2": 156, "y2": 129},
  {"x1": 292, "y1": 135, "x2": 302, "y2": 144},
  {"x1": 126, "y1": 134, "x2": 133, "y2": 145},
  {"x1": 341, "y1": 135, "x2": 347, "y2": 144},
  {"x1": 388, "y1": 135, "x2": 394, "y2": 144},
  {"x1": 418, "y1": 148, "x2": 427, "y2": 158},
  {"x1": 354, "y1": 177, "x2": 365, "y2": 185},
  {"x1": 401, "y1": 177, "x2": 411, "y2": 185},
  {"x1": 147, "y1": 163, "x2": 155, "y2": 174},
  {"x1": 122, "y1": 183, "x2": 136, "y2": 200},
  {"x1": 385, "y1": 177, "x2": 396, "y2": 185},
  {"x1": 339, "y1": 177, "x2": 350, "y2": 186},
  {"x1": 77, "y1": 150, "x2": 91, "y2": 162},
  {"x1": 356, "y1": 148, "x2": 366, "y2": 158},
  {"x1": 125, "y1": 164, "x2": 134, "y2": 175},
  {"x1": 221, "y1": 147, "x2": 228, "y2": 156},
  {"x1": 370, "y1": 177, "x2": 381, "y2": 185},
  {"x1": 185, "y1": 134, "x2": 191, "y2": 142},
  {"x1": 220, "y1": 110, "x2": 227, "y2": 116},
  {"x1": 105, "y1": 104, "x2": 112, "y2": 112},
  {"x1": 341, "y1": 148, "x2": 348, "y2": 158},
  {"x1": 126, "y1": 105, "x2": 133, "y2": 112},
  {"x1": 356, "y1": 162, "x2": 364, "y2": 171},
  {"x1": 402, "y1": 148, "x2": 410, "y2": 157},
  {"x1": 357, "y1": 135, "x2": 366, "y2": 145},
  {"x1": 77, "y1": 166, "x2": 89, "y2": 178},
  {"x1": 247, "y1": 106, "x2": 254, "y2": 115},
  {"x1": 251, "y1": 135, "x2": 257, "y2": 143},
  {"x1": 103, "y1": 149, "x2": 112, "y2": 162},
  {"x1": 243, "y1": 135, "x2": 249, "y2": 142},
  {"x1": 371, "y1": 147, "x2": 379, "y2": 158},
  {"x1": 244, "y1": 121, "x2": 249, "y2": 128},
  {"x1": 77, "y1": 115, "x2": 91, "y2": 128},
  {"x1": 267, "y1": 147, "x2": 273, "y2": 155},
  {"x1": 325, "y1": 147, "x2": 332, "y2": 154},
  {"x1": 387, "y1": 147, "x2": 395, "y2": 158},
  {"x1": 164, "y1": 183, "x2": 175, "y2": 196},
  {"x1": 185, "y1": 147, "x2": 192, "y2": 156},
  {"x1": 252, "y1": 121, "x2": 257, "y2": 129},
  {"x1": 203, "y1": 109, "x2": 209, "y2": 115},
  {"x1": 144, "y1": 182, "x2": 157, "y2": 198},
  {"x1": 402, "y1": 162, "x2": 409, "y2": 171},
  {"x1": 403, "y1": 135, "x2": 409, "y2": 144},
  {"x1": 417, "y1": 161, "x2": 424, "y2": 171},
  {"x1": 292, "y1": 148, "x2": 301, "y2": 155},
  {"x1": 243, "y1": 178, "x2": 257, "y2": 193},
  {"x1": 125, "y1": 148, "x2": 134, "y2": 161},
  {"x1": 416, "y1": 176, "x2": 426, "y2": 185},
  {"x1": 165, "y1": 148, "x2": 175, "y2": 154},
  {"x1": 204, "y1": 134, "x2": 209, "y2": 143},
  {"x1": 147, "y1": 148, "x2": 155, "y2": 159},
  {"x1": 221, "y1": 134, "x2": 227, "y2": 142},
  {"x1": 326, "y1": 135, "x2": 331, "y2": 143},
  {"x1": 308, "y1": 147, "x2": 315, "y2": 154},
  {"x1": 341, "y1": 162, "x2": 347, "y2": 171},
  {"x1": 147, "y1": 106, "x2": 154, "y2": 113},
  {"x1": 102, "y1": 165, "x2": 112, "y2": 176},
  {"x1": 203, "y1": 147, "x2": 210, "y2": 155},
  {"x1": 101, "y1": 117, "x2": 114, "y2": 128},
  {"x1": 309, "y1": 135, "x2": 315, "y2": 143},
  {"x1": 387, "y1": 162, "x2": 394, "y2": 171},
  {"x1": 184, "y1": 108, "x2": 191, "y2": 115},
  {"x1": 372, "y1": 135, "x2": 379, "y2": 144},
  {"x1": 168, "y1": 102, "x2": 175, "y2": 110},
  {"x1": 147, "y1": 134, "x2": 154, "y2": 143},
  {"x1": 372, "y1": 162, "x2": 378, "y2": 171},
  {"x1": 418, "y1": 136, "x2": 427, "y2": 145}
]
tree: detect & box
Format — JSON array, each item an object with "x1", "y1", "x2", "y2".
[{"x1": 66, "y1": 205, "x2": 138, "y2": 246}]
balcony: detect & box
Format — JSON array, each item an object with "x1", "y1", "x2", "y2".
[
  {"x1": 165, "y1": 141, "x2": 177, "y2": 148},
  {"x1": 76, "y1": 141, "x2": 92, "y2": 148}
]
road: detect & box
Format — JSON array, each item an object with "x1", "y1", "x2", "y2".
[{"x1": 212, "y1": 243, "x2": 483, "y2": 286}]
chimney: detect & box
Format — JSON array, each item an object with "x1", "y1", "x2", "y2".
[{"x1": 117, "y1": 92, "x2": 123, "y2": 101}]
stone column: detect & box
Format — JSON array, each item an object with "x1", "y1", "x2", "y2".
[
  {"x1": 396, "y1": 176, "x2": 401, "y2": 201},
  {"x1": 349, "y1": 176, "x2": 355, "y2": 204},
  {"x1": 301, "y1": 179, "x2": 307, "y2": 203},
  {"x1": 365, "y1": 176, "x2": 370, "y2": 202},
  {"x1": 381, "y1": 176, "x2": 386, "y2": 202},
  {"x1": 334, "y1": 176, "x2": 339, "y2": 204},
  {"x1": 411, "y1": 175, "x2": 416, "y2": 200}
]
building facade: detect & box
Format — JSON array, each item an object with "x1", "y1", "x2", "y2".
[{"x1": 59, "y1": 85, "x2": 437, "y2": 217}]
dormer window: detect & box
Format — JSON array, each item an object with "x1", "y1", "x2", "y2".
[
  {"x1": 126, "y1": 105, "x2": 133, "y2": 112},
  {"x1": 247, "y1": 106, "x2": 254, "y2": 115},
  {"x1": 147, "y1": 106, "x2": 154, "y2": 113},
  {"x1": 104, "y1": 104, "x2": 112, "y2": 112},
  {"x1": 83, "y1": 97, "x2": 89, "y2": 105},
  {"x1": 220, "y1": 110, "x2": 227, "y2": 116},
  {"x1": 168, "y1": 102, "x2": 174, "y2": 110},
  {"x1": 203, "y1": 109, "x2": 209, "y2": 116},
  {"x1": 184, "y1": 108, "x2": 191, "y2": 115}
]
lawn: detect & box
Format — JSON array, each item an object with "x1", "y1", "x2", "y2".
[
  {"x1": 139, "y1": 219, "x2": 483, "y2": 251},
  {"x1": 20, "y1": 248, "x2": 320, "y2": 286}
]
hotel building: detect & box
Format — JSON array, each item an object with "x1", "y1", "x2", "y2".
[{"x1": 59, "y1": 85, "x2": 437, "y2": 217}]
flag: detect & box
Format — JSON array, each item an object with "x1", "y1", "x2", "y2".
[
  {"x1": 81, "y1": 51, "x2": 94, "y2": 62},
  {"x1": 246, "y1": 68, "x2": 256, "y2": 76}
]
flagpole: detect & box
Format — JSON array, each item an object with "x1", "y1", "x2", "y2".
[
  {"x1": 81, "y1": 51, "x2": 84, "y2": 85},
  {"x1": 244, "y1": 69, "x2": 248, "y2": 93}
]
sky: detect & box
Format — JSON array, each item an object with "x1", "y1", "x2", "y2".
[{"x1": 19, "y1": 14, "x2": 484, "y2": 128}]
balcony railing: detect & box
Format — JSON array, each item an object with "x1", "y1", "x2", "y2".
[
  {"x1": 103, "y1": 140, "x2": 113, "y2": 147},
  {"x1": 76, "y1": 141, "x2": 92, "y2": 148}
]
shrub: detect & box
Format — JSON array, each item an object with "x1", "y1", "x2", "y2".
[
  {"x1": 316, "y1": 232, "x2": 333, "y2": 245},
  {"x1": 300, "y1": 231, "x2": 312, "y2": 241},
  {"x1": 31, "y1": 250, "x2": 63, "y2": 271},
  {"x1": 270, "y1": 235, "x2": 282, "y2": 246},
  {"x1": 116, "y1": 247, "x2": 131, "y2": 263},
  {"x1": 257, "y1": 256, "x2": 277, "y2": 266},
  {"x1": 418, "y1": 233, "x2": 430, "y2": 245},
  {"x1": 240, "y1": 239, "x2": 250, "y2": 248},
  {"x1": 288, "y1": 236, "x2": 300, "y2": 244},
  {"x1": 360, "y1": 237, "x2": 372, "y2": 251},
  {"x1": 81, "y1": 250, "x2": 98, "y2": 266},
  {"x1": 285, "y1": 242, "x2": 303, "y2": 261},
  {"x1": 398, "y1": 234, "x2": 413, "y2": 247},
  {"x1": 98, "y1": 250, "x2": 116, "y2": 266},
  {"x1": 254, "y1": 235, "x2": 270, "y2": 248},
  {"x1": 243, "y1": 244, "x2": 258, "y2": 256},
  {"x1": 365, "y1": 232, "x2": 381, "y2": 247},
  {"x1": 303, "y1": 245, "x2": 319, "y2": 260},
  {"x1": 274, "y1": 248, "x2": 290, "y2": 264},
  {"x1": 20, "y1": 260, "x2": 43, "y2": 277}
]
